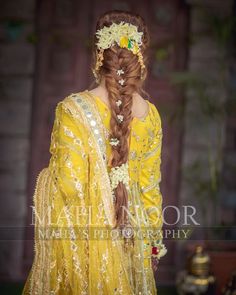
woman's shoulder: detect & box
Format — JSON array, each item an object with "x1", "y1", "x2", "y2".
[
  {"x1": 53, "y1": 92, "x2": 90, "y2": 127},
  {"x1": 148, "y1": 101, "x2": 162, "y2": 127},
  {"x1": 57, "y1": 91, "x2": 85, "y2": 106},
  {"x1": 55, "y1": 91, "x2": 91, "y2": 114},
  {"x1": 136, "y1": 93, "x2": 161, "y2": 133}
]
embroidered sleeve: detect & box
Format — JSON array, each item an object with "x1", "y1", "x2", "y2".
[
  {"x1": 139, "y1": 106, "x2": 167, "y2": 260},
  {"x1": 49, "y1": 101, "x2": 89, "y2": 199}
]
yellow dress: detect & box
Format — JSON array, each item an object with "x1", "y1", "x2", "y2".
[{"x1": 22, "y1": 90, "x2": 164, "y2": 295}]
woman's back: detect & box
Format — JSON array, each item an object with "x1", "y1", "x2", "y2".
[{"x1": 86, "y1": 89, "x2": 161, "y2": 179}]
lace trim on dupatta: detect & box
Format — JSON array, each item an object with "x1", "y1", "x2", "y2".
[{"x1": 64, "y1": 91, "x2": 116, "y2": 228}]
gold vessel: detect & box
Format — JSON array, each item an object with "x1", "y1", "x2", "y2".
[{"x1": 176, "y1": 245, "x2": 216, "y2": 294}]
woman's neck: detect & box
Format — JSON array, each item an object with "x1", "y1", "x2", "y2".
[
  {"x1": 99, "y1": 77, "x2": 106, "y2": 88},
  {"x1": 94, "y1": 78, "x2": 109, "y2": 100}
]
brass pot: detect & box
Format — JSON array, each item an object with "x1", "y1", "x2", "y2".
[{"x1": 187, "y1": 246, "x2": 211, "y2": 277}]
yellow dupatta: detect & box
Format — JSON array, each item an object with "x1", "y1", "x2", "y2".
[{"x1": 22, "y1": 91, "x2": 157, "y2": 295}]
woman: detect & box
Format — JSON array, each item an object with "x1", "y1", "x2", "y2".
[{"x1": 23, "y1": 10, "x2": 167, "y2": 295}]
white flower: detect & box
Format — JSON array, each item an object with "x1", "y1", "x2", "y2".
[
  {"x1": 117, "y1": 114, "x2": 124, "y2": 123},
  {"x1": 116, "y1": 99, "x2": 122, "y2": 107},
  {"x1": 109, "y1": 163, "x2": 130, "y2": 193},
  {"x1": 157, "y1": 244, "x2": 168, "y2": 259},
  {"x1": 117, "y1": 69, "x2": 125, "y2": 76},
  {"x1": 109, "y1": 137, "x2": 120, "y2": 146},
  {"x1": 118, "y1": 79, "x2": 125, "y2": 86}
]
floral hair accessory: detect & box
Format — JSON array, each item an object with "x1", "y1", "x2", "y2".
[
  {"x1": 118, "y1": 79, "x2": 125, "y2": 86},
  {"x1": 116, "y1": 99, "x2": 122, "y2": 107},
  {"x1": 109, "y1": 137, "x2": 120, "y2": 146},
  {"x1": 92, "y1": 49, "x2": 104, "y2": 83},
  {"x1": 95, "y1": 22, "x2": 143, "y2": 52},
  {"x1": 117, "y1": 69, "x2": 125, "y2": 76},
  {"x1": 151, "y1": 242, "x2": 167, "y2": 259},
  {"x1": 93, "y1": 22, "x2": 146, "y2": 81},
  {"x1": 117, "y1": 114, "x2": 124, "y2": 123},
  {"x1": 109, "y1": 162, "x2": 130, "y2": 202}
]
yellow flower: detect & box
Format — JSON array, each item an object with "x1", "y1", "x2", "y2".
[{"x1": 120, "y1": 36, "x2": 129, "y2": 48}]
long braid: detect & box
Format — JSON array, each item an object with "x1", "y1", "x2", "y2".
[
  {"x1": 103, "y1": 45, "x2": 144, "y2": 228},
  {"x1": 92, "y1": 10, "x2": 150, "y2": 229}
]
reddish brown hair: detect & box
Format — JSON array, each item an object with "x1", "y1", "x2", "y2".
[{"x1": 92, "y1": 10, "x2": 150, "y2": 229}]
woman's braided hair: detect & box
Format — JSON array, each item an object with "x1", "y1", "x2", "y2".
[{"x1": 92, "y1": 10, "x2": 150, "y2": 229}]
